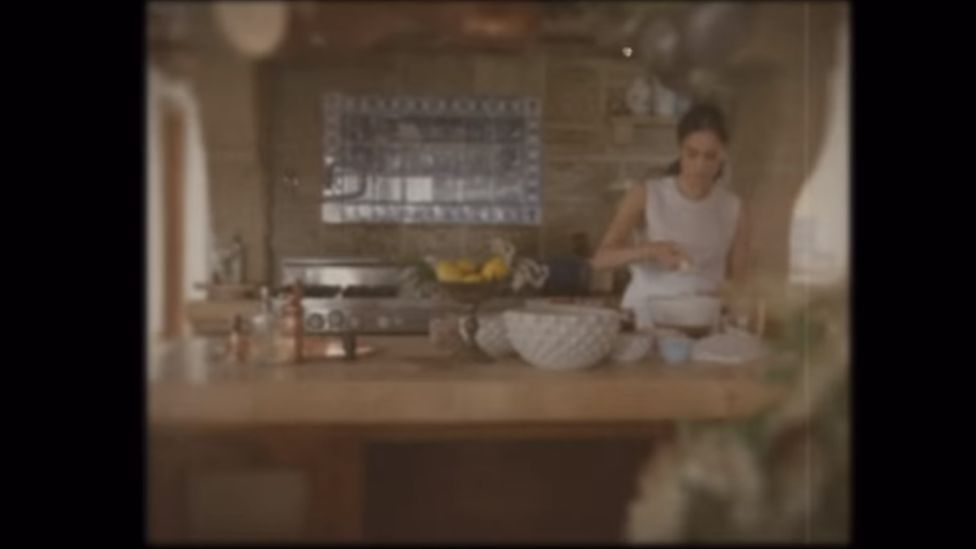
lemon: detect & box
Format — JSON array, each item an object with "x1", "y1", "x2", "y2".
[
  {"x1": 455, "y1": 258, "x2": 477, "y2": 275},
  {"x1": 480, "y1": 256, "x2": 510, "y2": 281},
  {"x1": 462, "y1": 273, "x2": 485, "y2": 283},
  {"x1": 435, "y1": 260, "x2": 464, "y2": 282}
]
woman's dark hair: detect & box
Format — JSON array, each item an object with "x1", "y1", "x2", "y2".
[{"x1": 665, "y1": 103, "x2": 730, "y2": 178}]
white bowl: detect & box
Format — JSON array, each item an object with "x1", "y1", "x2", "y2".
[
  {"x1": 503, "y1": 306, "x2": 622, "y2": 371},
  {"x1": 472, "y1": 312, "x2": 515, "y2": 359},
  {"x1": 611, "y1": 332, "x2": 654, "y2": 363},
  {"x1": 644, "y1": 295, "x2": 721, "y2": 329}
]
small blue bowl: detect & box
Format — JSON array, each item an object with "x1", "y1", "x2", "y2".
[{"x1": 659, "y1": 336, "x2": 693, "y2": 364}]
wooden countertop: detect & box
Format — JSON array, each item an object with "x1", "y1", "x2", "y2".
[{"x1": 148, "y1": 336, "x2": 788, "y2": 427}]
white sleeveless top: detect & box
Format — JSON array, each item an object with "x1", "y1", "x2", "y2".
[{"x1": 621, "y1": 176, "x2": 741, "y2": 312}]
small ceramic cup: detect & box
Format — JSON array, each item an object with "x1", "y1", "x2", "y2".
[{"x1": 658, "y1": 331, "x2": 693, "y2": 365}]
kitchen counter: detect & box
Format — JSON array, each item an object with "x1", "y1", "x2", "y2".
[
  {"x1": 148, "y1": 336, "x2": 790, "y2": 543},
  {"x1": 149, "y1": 336, "x2": 787, "y2": 427}
]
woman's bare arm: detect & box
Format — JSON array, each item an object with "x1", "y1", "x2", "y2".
[{"x1": 590, "y1": 184, "x2": 687, "y2": 271}]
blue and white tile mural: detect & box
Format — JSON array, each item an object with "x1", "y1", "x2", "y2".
[{"x1": 322, "y1": 93, "x2": 542, "y2": 225}]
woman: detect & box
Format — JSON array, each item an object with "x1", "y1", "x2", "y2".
[{"x1": 591, "y1": 103, "x2": 750, "y2": 320}]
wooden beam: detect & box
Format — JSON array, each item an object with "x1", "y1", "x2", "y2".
[{"x1": 163, "y1": 103, "x2": 186, "y2": 340}]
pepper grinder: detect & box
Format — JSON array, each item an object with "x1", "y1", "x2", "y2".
[
  {"x1": 226, "y1": 314, "x2": 250, "y2": 364},
  {"x1": 278, "y1": 281, "x2": 305, "y2": 364}
]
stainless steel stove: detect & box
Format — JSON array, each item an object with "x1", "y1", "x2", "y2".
[{"x1": 278, "y1": 257, "x2": 443, "y2": 336}]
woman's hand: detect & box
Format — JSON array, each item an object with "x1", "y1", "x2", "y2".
[
  {"x1": 644, "y1": 241, "x2": 691, "y2": 270},
  {"x1": 591, "y1": 185, "x2": 693, "y2": 272}
]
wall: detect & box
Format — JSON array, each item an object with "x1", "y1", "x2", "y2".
[
  {"x1": 727, "y1": 2, "x2": 847, "y2": 282},
  {"x1": 256, "y1": 2, "x2": 845, "y2": 285},
  {"x1": 164, "y1": 5, "x2": 271, "y2": 284},
  {"x1": 259, "y1": 50, "x2": 660, "y2": 282},
  {"x1": 171, "y1": 2, "x2": 846, "y2": 289}
]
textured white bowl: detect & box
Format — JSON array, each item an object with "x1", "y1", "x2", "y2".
[
  {"x1": 503, "y1": 306, "x2": 621, "y2": 371},
  {"x1": 645, "y1": 295, "x2": 721, "y2": 328},
  {"x1": 473, "y1": 312, "x2": 515, "y2": 359},
  {"x1": 611, "y1": 332, "x2": 654, "y2": 363}
]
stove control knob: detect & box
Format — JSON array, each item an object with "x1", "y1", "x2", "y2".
[
  {"x1": 349, "y1": 316, "x2": 362, "y2": 330},
  {"x1": 376, "y1": 316, "x2": 391, "y2": 330},
  {"x1": 327, "y1": 310, "x2": 347, "y2": 330},
  {"x1": 305, "y1": 313, "x2": 326, "y2": 332}
]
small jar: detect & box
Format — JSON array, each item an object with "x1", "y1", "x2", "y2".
[{"x1": 658, "y1": 332, "x2": 693, "y2": 364}]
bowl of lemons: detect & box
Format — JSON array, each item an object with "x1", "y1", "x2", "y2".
[
  {"x1": 434, "y1": 255, "x2": 511, "y2": 304},
  {"x1": 427, "y1": 243, "x2": 517, "y2": 361}
]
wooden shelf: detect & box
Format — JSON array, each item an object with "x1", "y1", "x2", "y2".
[
  {"x1": 544, "y1": 152, "x2": 675, "y2": 164},
  {"x1": 609, "y1": 114, "x2": 678, "y2": 126}
]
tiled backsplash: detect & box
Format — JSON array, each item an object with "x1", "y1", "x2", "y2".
[{"x1": 321, "y1": 93, "x2": 542, "y2": 225}]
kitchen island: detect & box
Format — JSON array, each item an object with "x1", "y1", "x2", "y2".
[{"x1": 148, "y1": 336, "x2": 788, "y2": 543}]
